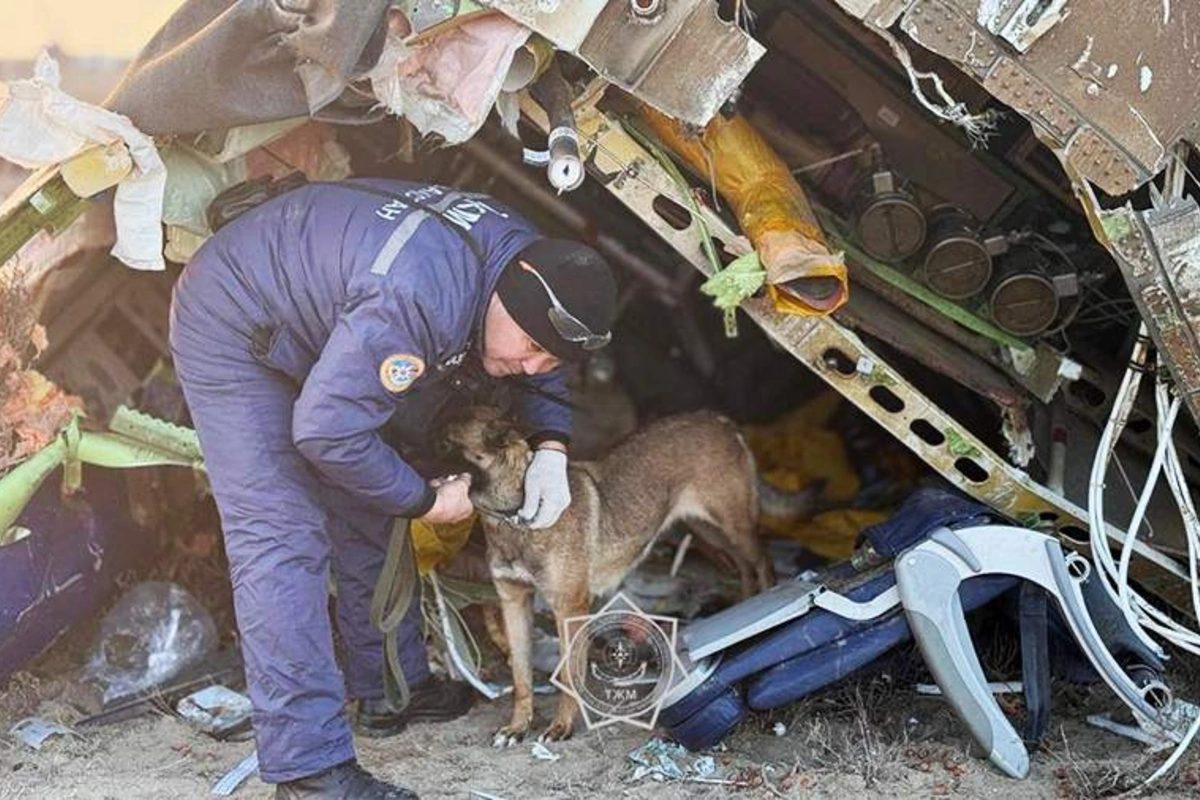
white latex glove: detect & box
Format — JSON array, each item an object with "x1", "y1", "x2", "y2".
[{"x1": 518, "y1": 449, "x2": 570, "y2": 529}]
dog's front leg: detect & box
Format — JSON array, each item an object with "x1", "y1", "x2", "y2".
[
  {"x1": 482, "y1": 603, "x2": 510, "y2": 657},
  {"x1": 540, "y1": 587, "x2": 591, "y2": 742},
  {"x1": 493, "y1": 578, "x2": 534, "y2": 747}
]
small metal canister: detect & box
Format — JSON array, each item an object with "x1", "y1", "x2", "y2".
[
  {"x1": 855, "y1": 169, "x2": 926, "y2": 262},
  {"x1": 920, "y1": 205, "x2": 994, "y2": 300},
  {"x1": 989, "y1": 271, "x2": 1060, "y2": 337},
  {"x1": 986, "y1": 245, "x2": 1061, "y2": 337}
]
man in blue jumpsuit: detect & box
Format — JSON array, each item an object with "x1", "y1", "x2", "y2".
[{"x1": 169, "y1": 179, "x2": 617, "y2": 799}]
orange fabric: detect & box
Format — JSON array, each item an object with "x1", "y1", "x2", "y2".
[
  {"x1": 638, "y1": 104, "x2": 848, "y2": 317},
  {"x1": 411, "y1": 516, "x2": 476, "y2": 575}
]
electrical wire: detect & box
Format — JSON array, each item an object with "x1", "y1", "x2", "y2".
[{"x1": 1088, "y1": 324, "x2": 1200, "y2": 789}]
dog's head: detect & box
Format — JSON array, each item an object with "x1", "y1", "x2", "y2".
[{"x1": 440, "y1": 406, "x2": 532, "y2": 489}]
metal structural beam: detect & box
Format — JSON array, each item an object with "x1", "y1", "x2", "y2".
[
  {"x1": 1098, "y1": 199, "x2": 1200, "y2": 430},
  {"x1": 533, "y1": 108, "x2": 1192, "y2": 615}
]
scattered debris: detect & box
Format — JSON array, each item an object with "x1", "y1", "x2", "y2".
[
  {"x1": 86, "y1": 582, "x2": 219, "y2": 704},
  {"x1": 1086, "y1": 699, "x2": 1200, "y2": 757},
  {"x1": 627, "y1": 738, "x2": 728, "y2": 783},
  {"x1": 1086, "y1": 713, "x2": 1173, "y2": 752},
  {"x1": 367, "y1": 14, "x2": 531, "y2": 145},
  {"x1": 177, "y1": 685, "x2": 252, "y2": 737},
  {"x1": 530, "y1": 742, "x2": 560, "y2": 762},
  {"x1": 211, "y1": 750, "x2": 259, "y2": 797},
  {"x1": 78, "y1": 649, "x2": 243, "y2": 728},
  {"x1": 8, "y1": 717, "x2": 74, "y2": 750},
  {"x1": 629, "y1": 738, "x2": 688, "y2": 781},
  {"x1": 0, "y1": 279, "x2": 83, "y2": 471},
  {"x1": 693, "y1": 755, "x2": 717, "y2": 777},
  {"x1": 915, "y1": 681, "x2": 1023, "y2": 696}
]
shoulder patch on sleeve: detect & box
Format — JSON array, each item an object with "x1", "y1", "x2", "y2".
[{"x1": 379, "y1": 354, "x2": 425, "y2": 393}]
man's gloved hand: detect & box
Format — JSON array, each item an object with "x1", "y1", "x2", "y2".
[{"x1": 518, "y1": 448, "x2": 570, "y2": 529}]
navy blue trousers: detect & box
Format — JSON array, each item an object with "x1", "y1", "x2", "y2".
[{"x1": 169, "y1": 314, "x2": 429, "y2": 784}]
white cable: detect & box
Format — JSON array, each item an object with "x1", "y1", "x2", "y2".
[
  {"x1": 1116, "y1": 396, "x2": 1180, "y2": 614},
  {"x1": 1154, "y1": 381, "x2": 1200, "y2": 625},
  {"x1": 1085, "y1": 325, "x2": 1200, "y2": 788},
  {"x1": 1087, "y1": 326, "x2": 1159, "y2": 651}
]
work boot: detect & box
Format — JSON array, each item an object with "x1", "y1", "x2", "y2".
[
  {"x1": 355, "y1": 676, "x2": 474, "y2": 738},
  {"x1": 274, "y1": 759, "x2": 417, "y2": 799}
]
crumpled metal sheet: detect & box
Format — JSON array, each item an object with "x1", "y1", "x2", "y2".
[
  {"x1": 481, "y1": 0, "x2": 764, "y2": 126},
  {"x1": 976, "y1": 0, "x2": 1069, "y2": 53},
  {"x1": 577, "y1": 0, "x2": 764, "y2": 126},
  {"x1": 477, "y1": 0, "x2": 607, "y2": 50},
  {"x1": 892, "y1": 0, "x2": 1200, "y2": 195},
  {"x1": 1097, "y1": 199, "x2": 1200, "y2": 428}
]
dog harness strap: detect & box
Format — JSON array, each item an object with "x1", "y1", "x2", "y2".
[{"x1": 371, "y1": 517, "x2": 419, "y2": 711}]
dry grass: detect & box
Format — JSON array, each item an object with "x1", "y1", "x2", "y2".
[
  {"x1": 0, "y1": 264, "x2": 51, "y2": 473},
  {"x1": 0, "y1": 268, "x2": 35, "y2": 459},
  {"x1": 0, "y1": 267, "x2": 34, "y2": 359},
  {"x1": 782, "y1": 675, "x2": 912, "y2": 788},
  {"x1": 1049, "y1": 726, "x2": 1200, "y2": 798}
]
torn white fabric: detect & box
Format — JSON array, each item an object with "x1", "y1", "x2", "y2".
[
  {"x1": 162, "y1": 121, "x2": 352, "y2": 262},
  {"x1": 1001, "y1": 404, "x2": 1036, "y2": 468},
  {"x1": 495, "y1": 90, "x2": 522, "y2": 138},
  {"x1": 0, "y1": 51, "x2": 166, "y2": 271},
  {"x1": 368, "y1": 13, "x2": 530, "y2": 145}
]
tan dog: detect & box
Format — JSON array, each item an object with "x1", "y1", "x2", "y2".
[{"x1": 442, "y1": 406, "x2": 773, "y2": 745}]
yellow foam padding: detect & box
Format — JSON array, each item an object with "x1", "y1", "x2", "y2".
[
  {"x1": 769, "y1": 509, "x2": 891, "y2": 560},
  {"x1": 743, "y1": 393, "x2": 859, "y2": 505},
  {"x1": 637, "y1": 104, "x2": 847, "y2": 316},
  {"x1": 411, "y1": 515, "x2": 476, "y2": 575}
]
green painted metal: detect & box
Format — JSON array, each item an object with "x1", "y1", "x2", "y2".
[
  {"x1": 0, "y1": 412, "x2": 204, "y2": 537},
  {"x1": 0, "y1": 172, "x2": 90, "y2": 268}
]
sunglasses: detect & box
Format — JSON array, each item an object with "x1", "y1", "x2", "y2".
[{"x1": 520, "y1": 262, "x2": 612, "y2": 351}]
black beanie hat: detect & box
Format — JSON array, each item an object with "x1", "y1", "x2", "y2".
[{"x1": 495, "y1": 239, "x2": 617, "y2": 363}]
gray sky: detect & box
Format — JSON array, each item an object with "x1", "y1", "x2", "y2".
[{"x1": 1, "y1": 0, "x2": 181, "y2": 59}]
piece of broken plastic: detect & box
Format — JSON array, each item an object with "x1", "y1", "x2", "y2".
[
  {"x1": 86, "y1": 581, "x2": 219, "y2": 704},
  {"x1": 177, "y1": 685, "x2": 252, "y2": 735},
  {"x1": 8, "y1": 717, "x2": 73, "y2": 750},
  {"x1": 627, "y1": 738, "x2": 730, "y2": 782},
  {"x1": 530, "y1": 741, "x2": 560, "y2": 761},
  {"x1": 627, "y1": 738, "x2": 690, "y2": 781},
  {"x1": 212, "y1": 750, "x2": 259, "y2": 797}
]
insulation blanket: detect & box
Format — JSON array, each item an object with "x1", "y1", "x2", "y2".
[{"x1": 0, "y1": 53, "x2": 166, "y2": 271}]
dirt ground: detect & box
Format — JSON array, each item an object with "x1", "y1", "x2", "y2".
[
  {"x1": 2, "y1": 514, "x2": 1199, "y2": 800},
  {"x1": 3, "y1": 646, "x2": 1200, "y2": 800}
]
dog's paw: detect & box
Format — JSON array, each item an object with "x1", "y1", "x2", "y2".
[
  {"x1": 538, "y1": 720, "x2": 574, "y2": 743},
  {"x1": 492, "y1": 724, "x2": 528, "y2": 748}
]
